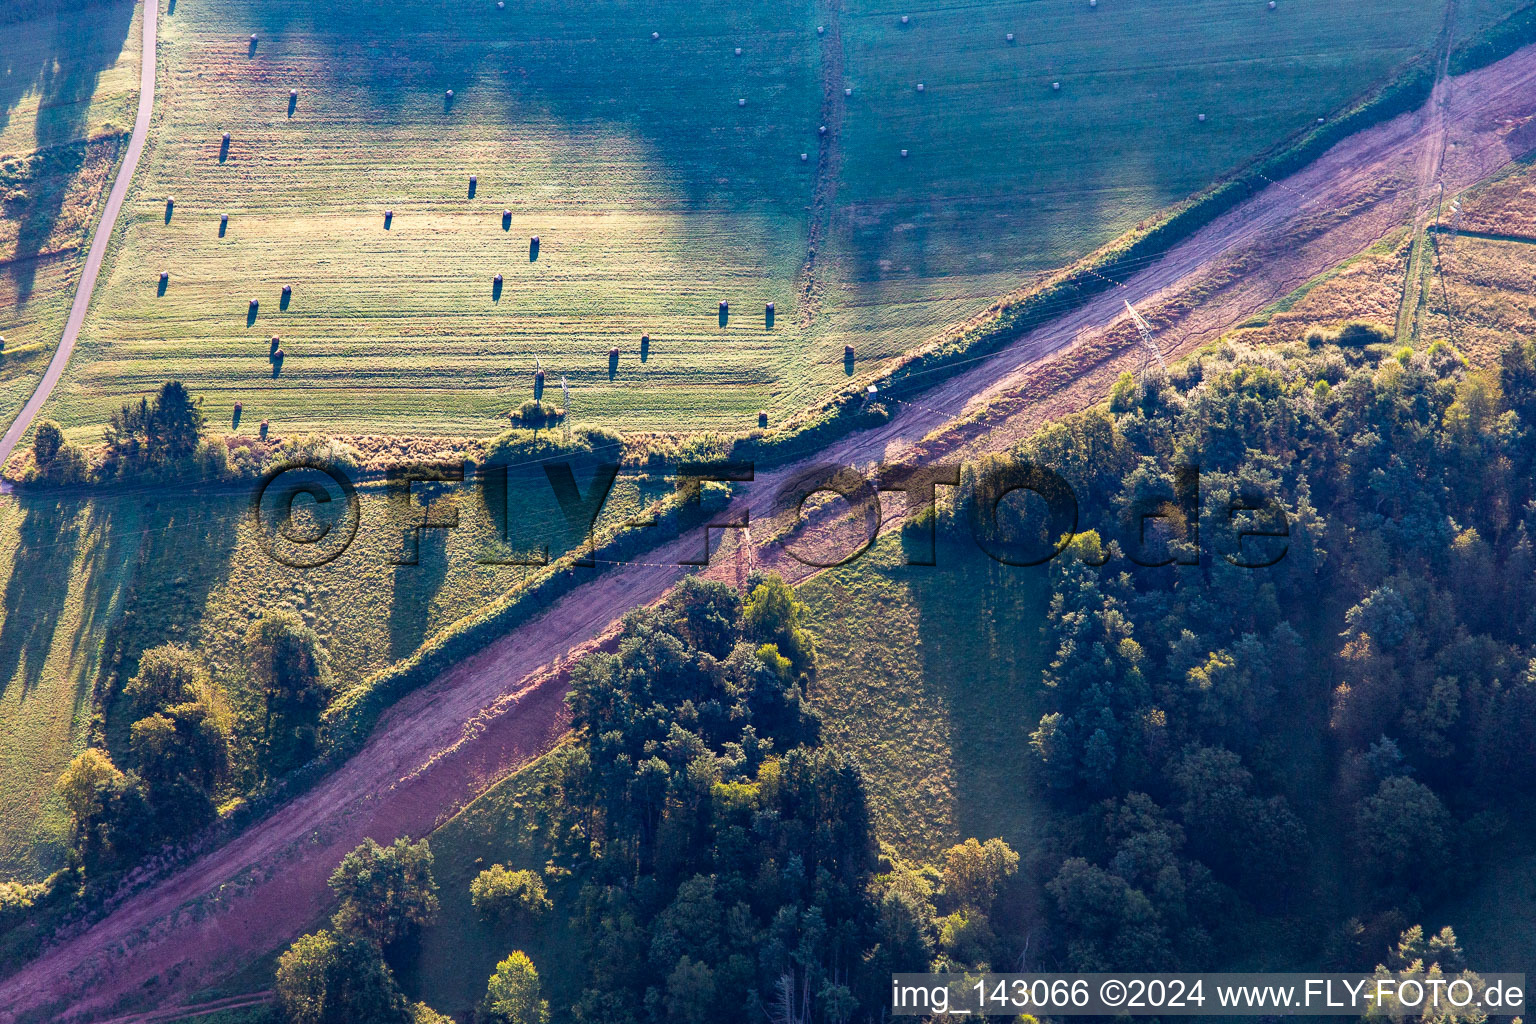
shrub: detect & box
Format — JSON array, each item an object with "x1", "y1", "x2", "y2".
[
  {"x1": 123, "y1": 643, "x2": 212, "y2": 715},
  {"x1": 34, "y1": 442, "x2": 88, "y2": 485},
  {"x1": 1334, "y1": 320, "x2": 1394, "y2": 347},
  {"x1": 1107, "y1": 371, "x2": 1137, "y2": 412},
  {"x1": 245, "y1": 609, "x2": 334, "y2": 774},
  {"x1": 274, "y1": 930, "x2": 411, "y2": 1024},
  {"x1": 479, "y1": 951, "x2": 549, "y2": 1024},
  {"x1": 31, "y1": 420, "x2": 63, "y2": 466},
  {"x1": 509, "y1": 400, "x2": 564, "y2": 429},
  {"x1": 270, "y1": 434, "x2": 359, "y2": 472},
  {"x1": 470, "y1": 864, "x2": 551, "y2": 920},
  {"x1": 55, "y1": 748, "x2": 151, "y2": 872},
  {"x1": 0, "y1": 881, "x2": 43, "y2": 929},
  {"x1": 196, "y1": 438, "x2": 230, "y2": 478},
  {"x1": 329, "y1": 837, "x2": 438, "y2": 945}
]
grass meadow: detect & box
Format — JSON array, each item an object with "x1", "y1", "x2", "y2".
[
  {"x1": 795, "y1": 529, "x2": 1054, "y2": 864},
  {"x1": 29, "y1": 0, "x2": 1523, "y2": 443},
  {"x1": 0, "y1": 461, "x2": 668, "y2": 878},
  {"x1": 0, "y1": 0, "x2": 142, "y2": 433}
]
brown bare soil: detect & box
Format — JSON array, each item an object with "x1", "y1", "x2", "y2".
[{"x1": 7, "y1": 40, "x2": 1536, "y2": 1024}]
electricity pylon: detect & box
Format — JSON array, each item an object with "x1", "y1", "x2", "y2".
[{"x1": 1125, "y1": 300, "x2": 1167, "y2": 393}]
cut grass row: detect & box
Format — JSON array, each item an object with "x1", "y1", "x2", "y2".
[{"x1": 37, "y1": 0, "x2": 1525, "y2": 442}]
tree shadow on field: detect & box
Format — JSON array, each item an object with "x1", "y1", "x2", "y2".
[
  {"x1": 0, "y1": 497, "x2": 83, "y2": 698},
  {"x1": 907, "y1": 527, "x2": 1051, "y2": 850},
  {"x1": 0, "y1": 0, "x2": 136, "y2": 302},
  {"x1": 244, "y1": 0, "x2": 817, "y2": 214},
  {"x1": 387, "y1": 518, "x2": 451, "y2": 662},
  {"x1": 98, "y1": 489, "x2": 241, "y2": 753}
]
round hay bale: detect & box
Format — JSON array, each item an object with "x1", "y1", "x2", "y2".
[
  {"x1": 290, "y1": 89, "x2": 298, "y2": 98},
  {"x1": 1197, "y1": 113, "x2": 1206, "y2": 122},
  {"x1": 159, "y1": 270, "x2": 169, "y2": 284},
  {"x1": 234, "y1": 401, "x2": 243, "y2": 414},
  {"x1": 271, "y1": 335, "x2": 280, "y2": 350},
  {"x1": 758, "y1": 410, "x2": 768, "y2": 428},
  {"x1": 222, "y1": 131, "x2": 231, "y2": 142},
  {"x1": 800, "y1": 152, "x2": 808, "y2": 162},
  {"x1": 900, "y1": 14, "x2": 909, "y2": 24},
  {"x1": 385, "y1": 208, "x2": 393, "y2": 217},
  {"x1": 259, "y1": 419, "x2": 269, "y2": 438},
  {"x1": 818, "y1": 124, "x2": 827, "y2": 135},
  {"x1": 1317, "y1": 116, "x2": 1325, "y2": 123},
  {"x1": 494, "y1": 273, "x2": 503, "y2": 284},
  {"x1": 282, "y1": 284, "x2": 292, "y2": 296},
  {"x1": 274, "y1": 348, "x2": 285, "y2": 360},
  {"x1": 719, "y1": 300, "x2": 729, "y2": 313},
  {"x1": 498, "y1": 1, "x2": 504, "y2": 7},
  {"x1": 1006, "y1": 32, "x2": 1015, "y2": 41},
  {"x1": 738, "y1": 98, "x2": 747, "y2": 107},
  {"x1": 844, "y1": 86, "x2": 852, "y2": 96},
  {"x1": 651, "y1": 31, "x2": 660, "y2": 40},
  {"x1": 1052, "y1": 81, "x2": 1061, "y2": 90},
  {"x1": 1269, "y1": 1, "x2": 1276, "y2": 7},
  {"x1": 1089, "y1": 0, "x2": 1096, "y2": 7},
  {"x1": 250, "y1": 34, "x2": 258, "y2": 43},
  {"x1": 534, "y1": 368, "x2": 545, "y2": 382},
  {"x1": 445, "y1": 89, "x2": 454, "y2": 99},
  {"x1": 470, "y1": 174, "x2": 477, "y2": 187},
  {"x1": 220, "y1": 213, "x2": 229, "y2": 224},
  {"x1": 609, "y1": 346, "x2": 620, "y2": 358},
  {"x1": 249, "y1": 298, "x2": 258, "y2": 309},
  {"x1": 734, "y1": 47, "x2": 742, "y2": 56},
  {"x1": 900, "y1": 148, "x2": 908, "y2": 158},
  {"x1": 844, "y1": 344, "x2": 856, "y2": 359},
  {"x1": 915, "y1": 82, "x2": 924, "y2": 92},
  {"x1": 817, "y1": 25, "x2": 825, "y2": 35}
]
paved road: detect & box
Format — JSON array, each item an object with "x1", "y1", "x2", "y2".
[{"x1": 0, "y1": 0, "x2": 159, "y2": 480}]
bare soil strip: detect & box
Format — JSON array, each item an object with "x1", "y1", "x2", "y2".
[{"x1": 5, "y1": 41, "x2": 1536, "y2": 1023}]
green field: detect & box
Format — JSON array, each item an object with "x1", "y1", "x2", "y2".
[
  {"x1": 0, "y1": 0, "x2": 142, "y2": 433},
  {"x1": 796, "y1": 529, "x2": 1053, "y2": 863},
  {"x1": 0, "y1": 461, "x2": 668, "y2": 878},
  {"x1": 25, "y1": 0, "x2": 1520, "y2": 444}
]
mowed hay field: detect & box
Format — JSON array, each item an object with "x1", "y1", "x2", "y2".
[
  {"x1": 45, "y1": 0, "x2": 824, "y2": 441},
  {"x1": 0, "y1": 464, "x2": 667, "y2": 878},
  {"x1": 0, "y1": 0, "x2": 142, "y2": 432},
  {"x1": 33, "y1": 0, "x2": 1528, "y2": 442},
  {"x1": 764, "y1": 0, "x2": 1522, "y2": 366}
]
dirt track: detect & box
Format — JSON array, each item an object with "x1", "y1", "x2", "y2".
[{"x1": 5, "y1": 40, "x2": 1536, "y2": 1023}]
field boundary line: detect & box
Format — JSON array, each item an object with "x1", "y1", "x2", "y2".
[
  {"x1": 0, "y1": 0, "x2": 159, "y2": 482},
  {"x1": 1427, "y1": 223, "x2": 1536, "y2": 245}
]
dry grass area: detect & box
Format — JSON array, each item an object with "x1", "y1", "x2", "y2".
[
  {"x1": 1421, "y1": 234, "x2": 1536, "y2": 363},
  {"x1": 1233, "y1": 236, "x2": 1413, "y2": 345},
  {"x1": 1409, "y1": 158, "x2": 1536, "y2": 363},
  {"x1": 1448, "y1": 154, "x2": 1536, "y2": 237}
]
